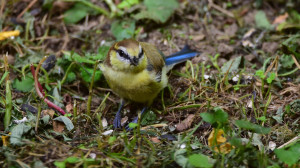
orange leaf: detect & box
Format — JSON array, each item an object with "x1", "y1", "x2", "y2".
[
  {"x1": 272, "y1": 13, "x2": 289, "y2": 25},
  {"x1": 208, "y1": 129, "x2": 234, "y2": 154}
]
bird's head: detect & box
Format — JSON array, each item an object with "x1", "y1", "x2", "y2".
[{"x1": 107, "y1": 39, "x2": 147, "y2": 73}]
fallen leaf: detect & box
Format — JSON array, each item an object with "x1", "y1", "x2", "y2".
[
  {"x1": 0, "y1": 30, "x2": 20, "y2": 40},
  {"x1": 53, "y1": 120, "x2": 65, "y2": 133},
  {"x1": 102, "y1": 130, "x2": 113, "y2": 136},
  {"x1": 217, "y1": 43, "x2": 234, "y2": 55},
  {"x1": 150, "y1": 137, "x2": 161, "y2": 143},
  {"x1": 262, "y1": 42, "x2": 278, "y2": 53},
  {"x1": 1, "y1": 133, "x2": 11, "y2": 147},
  {"x1": 243, "y1": 28, "x2": 256, "y2": 39},
  {"x1": 208, "y1": 129, "x2": 234, "y2": 154},
  {"x1": 65, "y1": 103, "x2": 73, "y2": 113},
  {"x1": 121, "y1": 116, "x2": 128, "y2": 126},
  {"x1": 42, "y1": 109, "x2": 55, "y2": 118},
  {"x1": 224, "y1": 23, "x2": 238, "y2": 38},
  {"x1": 176, "y1": 114, "x2": 195, "y2": 131},
  {"x1": 192, "y1": 34, "x2": 205, "y2": 41},
  {"x1": 272, "y1": 13, "x2": 288, "y2": 25}
]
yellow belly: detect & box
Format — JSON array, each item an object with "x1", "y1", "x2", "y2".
[{"x1": 101, "y1": 65, "x2": 167, "y2": 105}]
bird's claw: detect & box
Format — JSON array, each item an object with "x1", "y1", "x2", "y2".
[{"x1": 113, "y1": 113, "x2": 122, "y2": 129}]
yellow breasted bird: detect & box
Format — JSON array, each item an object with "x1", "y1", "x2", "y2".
[{"x1": 100, "y1": 39, "x2": 199, "y2": 129}]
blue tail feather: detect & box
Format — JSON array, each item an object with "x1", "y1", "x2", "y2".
[{"x1": 165, "y1": 45, "x2": 199, "y2": 66}]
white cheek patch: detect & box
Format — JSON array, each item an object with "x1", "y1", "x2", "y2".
[
  {"x1": 117, "y1": 53, "x2": 130, "y2": 63},
  {"x1": 116, "y1": 46, "x2": 130, "y2": 64}
]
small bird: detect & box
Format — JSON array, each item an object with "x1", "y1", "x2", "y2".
[{"x1": 100, "y1": 39, "x2": 199, "y2": 129}]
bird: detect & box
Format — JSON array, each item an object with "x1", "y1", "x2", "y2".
[{"x1": 100, "y1": 39, "x2": 199, "y2": 129}]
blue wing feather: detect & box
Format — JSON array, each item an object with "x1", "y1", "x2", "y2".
[{"x1": 165, "y1": 45, "x2": 199, "y2": 66}]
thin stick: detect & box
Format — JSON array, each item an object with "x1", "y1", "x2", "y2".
[{"x1": 17, "y1": 0, "x2": 38, "y2": 19}]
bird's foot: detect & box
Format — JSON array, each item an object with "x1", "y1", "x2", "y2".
[{"x1": 113, "y1": 112, "x2": 122, "y2": 129}]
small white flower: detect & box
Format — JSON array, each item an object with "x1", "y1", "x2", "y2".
[
  {"x1": 102, "y1": 118, "x2": 108, "y2": 128},
  {"x1": 232, "y1": 75, "x2": 239, "y2": 82},
  {"x1": 10, "y1": 36, "x2": 15, "y2": 40},
  {"x1": 180, "y1": 144, "x2": 186, "y2": 149},
  {"x1": 204, "y1": 74, "x2": 210, "y2": 79},
  {"x1": 100, "y1": 40, "x2": 106, "y2": 46},
  {"x1": 14, "y1": 117, "x2": 28, "y2": 124},
  {"x1": 102, "y1": 130, "x2": 113, "y2": 136},
  {"x1": 89, "y1": 153, "x2": 96, "y2": 159},
  {"x1": 268, "y1": 141, "x2": 276, "y2": 151}
]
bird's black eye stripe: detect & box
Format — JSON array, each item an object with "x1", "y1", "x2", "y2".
[
  {"x1": 138, "y1": 49, "x2": 144, "y2": 58},
  {"x1": 116, "y1": 49, "x2": 129, "y2": 59}
]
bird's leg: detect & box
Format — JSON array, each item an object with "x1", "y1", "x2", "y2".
[
  {"x1": 126, "y1": 107, "x2": 147, "y2": 130},
  {"x1": 113, "y1": 99, "x2": 125, "y2": 129}
]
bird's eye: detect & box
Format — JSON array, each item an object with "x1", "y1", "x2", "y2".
[{"x1": 117, "y1": 49, "x2": 129, "y2": 59}]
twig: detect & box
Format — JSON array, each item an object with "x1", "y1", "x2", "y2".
[
  {"x1": 208, "y1": 0, "x2": 234, "y2": 18},
  {"x1": 0, "y1": 0, "x2": 6, "y2": 18},
  {"x1": 277, "y1": 136, "x2": 300, "y2": 149},
  {"x1": 291, "y1": 54, "x2": 300, "y2": 70},
  {"x1": 17, "y1": 0, "x2": 38, "y2": 19}
]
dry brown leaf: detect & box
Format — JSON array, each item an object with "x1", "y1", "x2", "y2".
[
  {"x1": 272, "y1": 13, "x2": 289, "y2": 25},
  {"x1": 176, "y1": 114, "x2": 195, "y2": 131},
  {"x1": 65, "y1": 103, "x2": 73, "y2": 113},
  {"x1": 53, "y1": 120, "x2": 65, "y2": 133},
  {"x1": 121, "y1": 116, "x2": 128, "y2": 126},
  {"x1": 192, "y1": 34, "x2": 205, "y2": 41},
  {"x1": 150, "y1": 137, "x2": 161, "y2": 143},
  {"x1": 208, "y1": 129, "x2": 234, "y2": 154},
  {"x1": 42, "y1": 109, "x2": 55, "y2": 118}
]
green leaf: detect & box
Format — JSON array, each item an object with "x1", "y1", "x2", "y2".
[
  {"x1": 200, "y1": 107, "x2": 228, "y2": 125},
  {"x1": 111, "y1": 20, "x2": 136, "y2": 41},
  {"x1": 281, "y1": 35, "x2": 300, "y2": 59},
  {"x1": 10, "y1": 123, "x2": 32, "y2": 145},
  {"x1": 63, "y1": 51, "x2": 96, "y2": 64},
  {"x1": 188, "y1": 154, "x2": 214, "y2": 168},
  {"x1": 64, "y1": 2, "x2": 97, "y2": 24},
  {"x1": 274, "y1": 143, "x2": 300, "y2": 166},
  {"x1": 128, "y1": 122, "x2": 138, "y2": 129},
  {"x1": 255, "y1": 70, "x2": 265, "y2": 79},
  {"x1": 174, "y1": 149, "x2": 191, "y2": 168},
  {"x1": 235, "y1": 120, "x2": 271, "y2": 134},
  {"x1": 12, "y1": 76, "x2": 34, "y2": 92},
  {"x1": 267, "y1": 72, "x2": 276, "y2": 83},
  {"x1": 80, "y1": 66, "x2": 102, "y2": 83},
  {"x1": 0, "y1": 71, "x2": 9, "y2": 85},
  {"x1": 255, "y1": 10, "x2": 272, "y2": 29},
  {"x1": 117, "y1": 0, "x2": 139, "y2": 9},
  {"x1": 66, "y1": 156, "x2": 80, "y2": 163},
  {"x1": 220, "y1": 56, "x2": 243, "y2": 74},
  {"x1": 279, "y1": 54, "x2": 294, "y2": 69},
  {"x1": 54, "y1": 161, "x2": 66, "y2": 168},
  {"x1": 98, "y1": 46, "x2": 110, "y2": 58},
  {"x1": 257, "y1": 116, "x2": 266, "y2": 122},
  {"x1": 272, "y1": 106, "x2": 283, "y2": 124},
  {"x1": 53, "y1": 116, "x2": 74, "y2": 131},
  {"x1": 133, "y1": 0, "x2": 179, "y2": 23},
  {"x1": 66, "y1": 72, "x2": 76, "y2": 83},
  {"x1": 108, "y1": 136, "x2": 117, "y2": 144},
  {"x1": 141, "y1": 110, "x2": 156, "y2": 125}
]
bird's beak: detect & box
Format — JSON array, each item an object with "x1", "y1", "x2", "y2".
[{"x1": 130, "y1": 57, "x2": 139, "y2": 66}]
